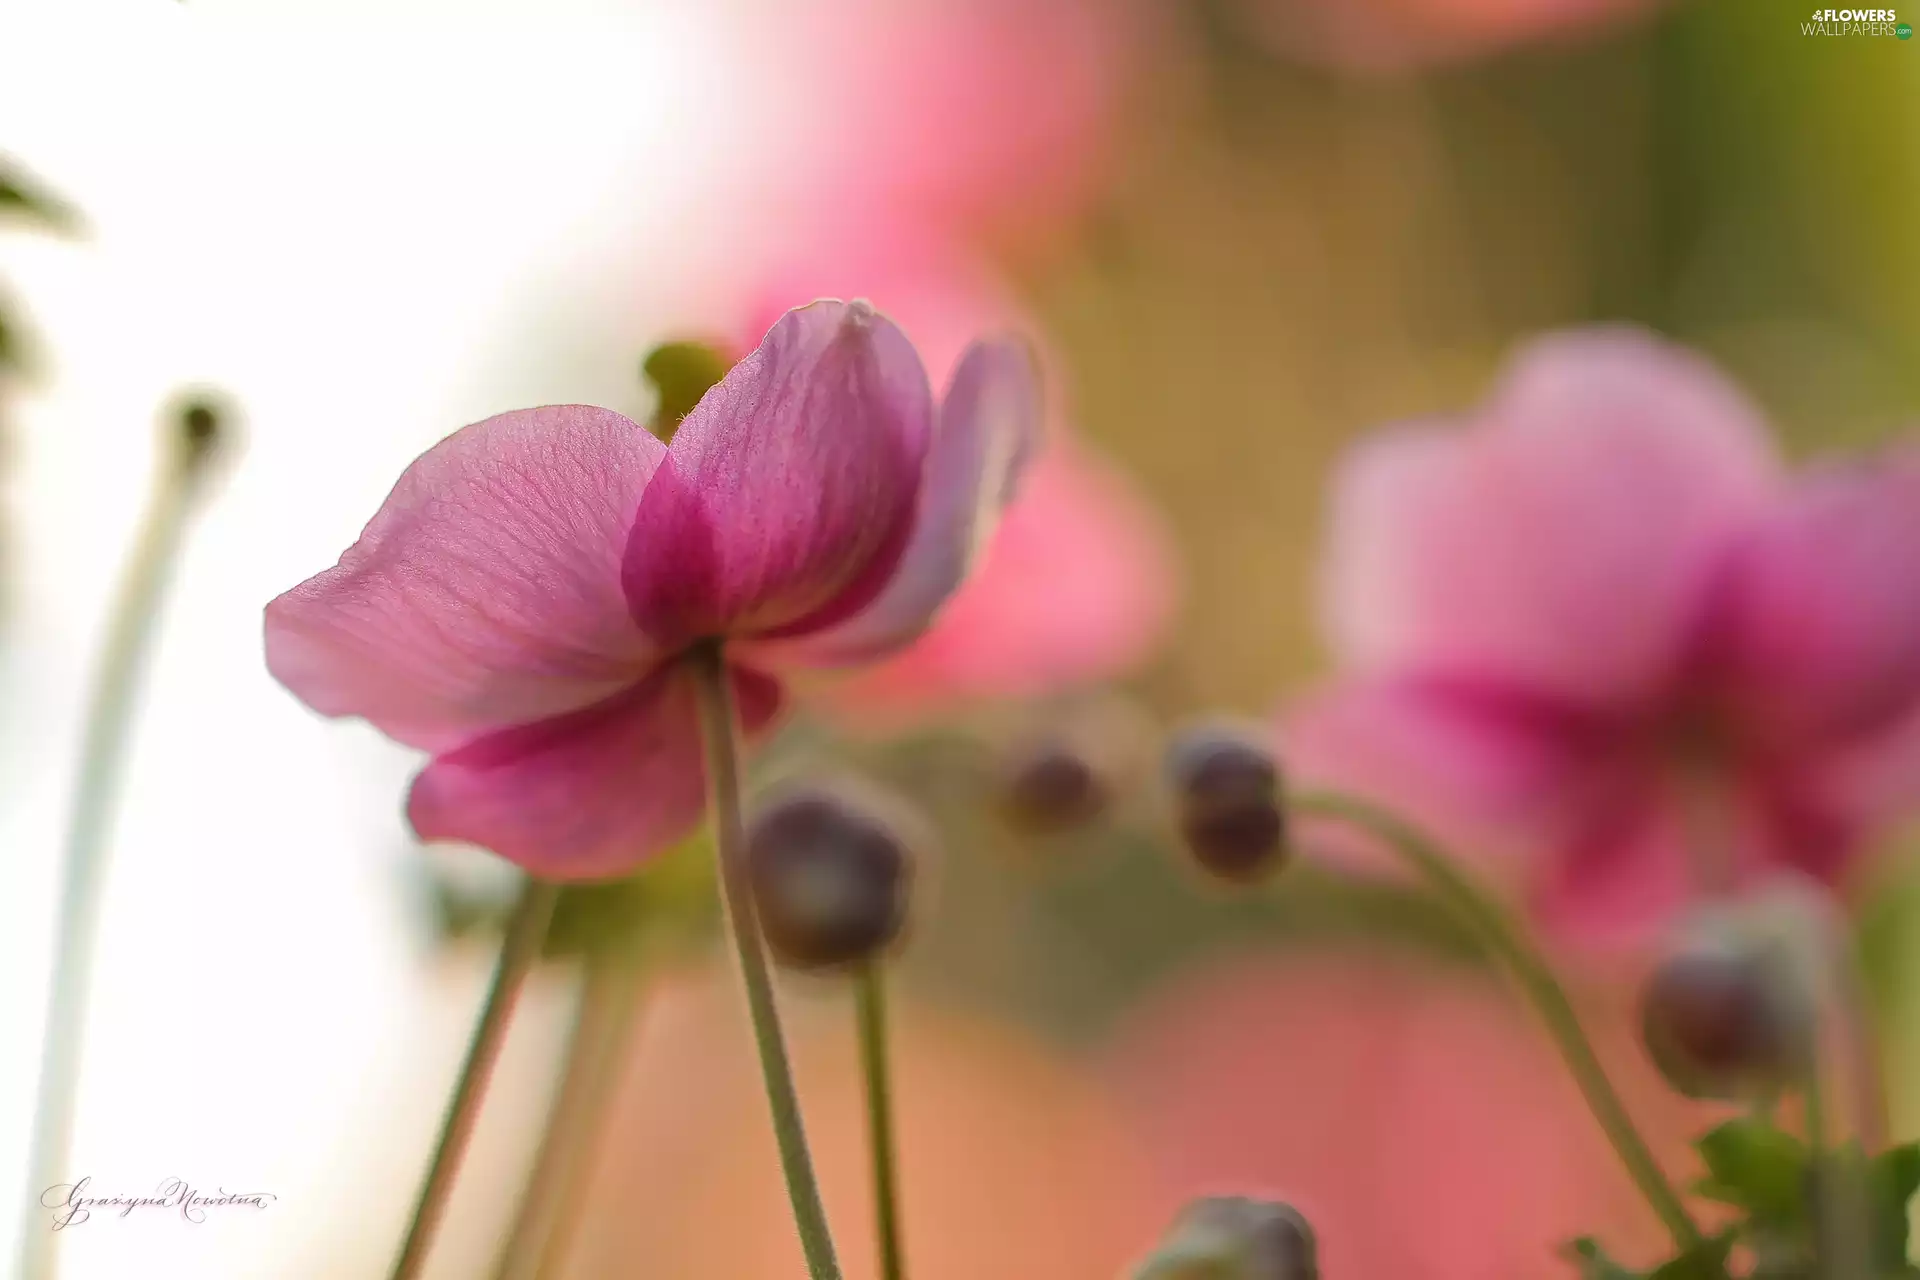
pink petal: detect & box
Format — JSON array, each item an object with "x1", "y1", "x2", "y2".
[
  {"x1": 1706, "y1": 445, "x2": 1920, "y2": 744},
  {"x1": 1280, "y1": 676, "x2": 1605, "y2": 878},
  {"x1": 749, "y1": 336, "x2": 1042, "y2": 669},
  {"x1": 823, "y1": 436, "x2": 1178, "y2": 713},
  {"x1": 622, "y1": 301, "x2": 934, "y2": 647},
  {"x1": 407, "y1": 663, "x2": 784, "y2": 879},
  {"x1": 265, "y1": 406, "x2": 666, "y2": 752},
  {"x1": 1325, "y1": 328, "x2": 1783, "y2": 706}
]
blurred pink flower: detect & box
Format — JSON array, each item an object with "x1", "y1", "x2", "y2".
[
  {"x1": 266, "y1": 300, "x2": 1039, "y2": 878},
  {"x1": 1105, "y1": 950, "x2": 1707, "y2": 1278},
  {"x1": 1229, "y1": 0, "x2": 1662, "y2": 72},
  {"x1": 1285, "y1": 328, "x2": 1920, "y2": 937},
  {"x1": 740, "y1": 0, "x2": 1137, "y2": 250},
  {"x1": 567, "y1": 965, "x2": 1163, "y2": 1278},
  {"x1": 722, "y1": 236, "x2": 1178, "y2": 717}
]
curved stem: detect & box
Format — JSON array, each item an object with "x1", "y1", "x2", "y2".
[
  {"x1": 18, "y1": 451, "x2": 209, "y2": 1280},
  {"x1": 491, "y1": 952, "x2": 645, "y2": 1280},
  {"x1": 390, "y1": 878, "x2": 560, "y2": 1280},
  {"x1": 1293, "y1": 789, "x2": 1703, "y2": 1252},
  {"x1": 689, "y1": 641, "x2": 843, "y2": 1280},
  {"x1": 856, "y1": 964, "x2": 906, "y2": 1280}
]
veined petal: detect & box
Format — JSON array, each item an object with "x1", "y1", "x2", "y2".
[
  {"x1": 1706, "y1": 445, "x2": 1920, "y2": 744},
  {"x1": 266, "y1": 406, "x2": 666, "y2": 751},
  {"x1": 621, "y1": 300, "x2": 935, "y2": 647},
  {"x1": 407, "y1": 663, "x2": 785, "y2": 880},
  {"x1": 1324, "y1": 328, "x2": 1783, "y2": 705},
  {"x1": 752, "y1": 335, "x2": 1041, "y2": 668}
]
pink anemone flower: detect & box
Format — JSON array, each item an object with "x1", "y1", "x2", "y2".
[
  {"x1": 265, "y1": 300, "x2": 1040, "y2": 878},
  {"x1": 719, "y1": 236, "x2": 1177, "y2": 717},
  {"x1": 1284, "y1": 328, "x2": 1920, "y2": 939}
]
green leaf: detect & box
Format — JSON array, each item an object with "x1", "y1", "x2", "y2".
[
  {"x1": 1564, "y1": 1237, "x2": 1644, "y2": 1279},
  {"x1": 1868, "y1": 1141, "x2": 1920, "y2": 1266},
  {"x1": 1563, "y1": 1233, "x2": 1736, "y2": 1280},
  {"x1": 1694, "y1": 1116, "x2": 1809, "y2": 1229}
]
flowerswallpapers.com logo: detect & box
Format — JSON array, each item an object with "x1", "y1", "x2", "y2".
[{"x1": 1802, "y1": 7, "x2": 1913, "y2": 35}]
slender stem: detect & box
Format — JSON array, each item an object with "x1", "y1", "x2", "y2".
[
  {"x1": 491, "y1": 951, "x2": 645, "y2": 1280},
  {"x1": 1833, "y1": 933, "x2": 1888, "y2": 1156},
  {"x1": 390, "y1": 878, "x2": 561, "y2": 1280},
  {"x1": 1293, "y1": 789, "x2": 1704, "y2": 1251},
  {"x1": 856, "y1": 964, "x2": 906, "y2": 1280},
  {"x1": 689, "y1": 641, "x2": 843, "y2": 1280},
  {"x1": 18, "y1": 447, "x2": 210, "y2": 1280}
]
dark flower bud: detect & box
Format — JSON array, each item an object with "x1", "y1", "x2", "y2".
[
  {"x1": 746, "y1": 781, "x2": 920, "y2": 970},
  {"x1": 1131, "y1": 1196, "x2": 1318, "y2": 1280},
  {"x1": 998, "y1": 734, "x2": 1110, "y2": 834},
  {"x1": 1641, "y1": 924, "x2": 1812, "y2": 1100},
  {"x1": 1165, "y1": 722, "x2": 1288, "y2": 882}
]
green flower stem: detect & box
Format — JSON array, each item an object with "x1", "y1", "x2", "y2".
[
  {"x1": 689, "y1": 641, "x2": 843, "y2": 1280},
  {"x1": 491, "y1": 951, "x2": 645, "y2": 1280},
  {"x1": 856, "y1": 963, "x2": 906, "y2": 1280},
  {"x1": 391, "y1": 877, "x2": 561, "y2": 1280},
  {"x1": 18, "y1": 434, "x2": 215, "y2": 1280},
  {"x1": 1292, "y1": 789, "x2": 1704, "y2": 1252}
]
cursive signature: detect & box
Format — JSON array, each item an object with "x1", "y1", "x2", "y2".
[{"x1": 39, "y1": 1177, "x2": 276, "y2": 1229}]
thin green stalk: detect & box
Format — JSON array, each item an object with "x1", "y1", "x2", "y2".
[
  {"x1": 856, "y1": 964, "x2": 906, "y2": 1280},
  {"x1": 18, "y1": 425, "x2": 217, "y2": 1280},
  {"x1": 390, "y1": 878, "x2": 561, "y2": 1280},
  {"x1": 491, "y1": 951, "x2": 645, "y2": 1280},
  {"x1": 1293, "y1": 789, "x2": 1704, "y2": 1252},
  {"x1": 689, "y1": 641, "x2": 842, "y2": 1280}
]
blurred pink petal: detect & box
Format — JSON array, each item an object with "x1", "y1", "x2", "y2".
[
  {"x1": 623, "y1": 300, "x2": 934, "y2": 646},
  {"x1": 407, "y1": 665, "x2": 781, "y2": 881},
  {"x1": 1704, "y1": 448, "x2": 1920, "y2": 744},
  {"x1": 1296, "y1": 326, "x2": 1920, "y2": 937},
  {"x1": 834, "y1": 436, "x2": 1179, "y2": 711},
  {"x1": 1325, "y1": 330, "x2": 1781, "y2": 705},
  {"x1": 568, "y1": 966, "x2": 1163, "y2": 1279},
  {"x1": 264, "y1": 405, "x2": 666, "y2": 752},
  {"x1": 747, "y1": 0, "x2": 1134, "y2": 246},
  {"x1": 1105, "y1": 951, "x2": 1705, "y2": 1279},
  {"x1": 759, "y1": 337, "x2": 1043, "y2": 668}
]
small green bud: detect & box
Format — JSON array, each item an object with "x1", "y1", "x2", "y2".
[{"x1": 640, "y1": 339, "x2": 732, "y2": 442}]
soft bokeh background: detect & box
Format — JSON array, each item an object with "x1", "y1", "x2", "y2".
[{"x1": 2, "y1": 0, "x2": 1918, "y2": 1275}]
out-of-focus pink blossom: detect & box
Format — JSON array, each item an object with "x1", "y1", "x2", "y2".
[
  {"x1": 566, "y1": 966, "x2": 1163, "y2": 1278},
  {"x1": 1105, "y1": 950, "x2": 1706, "y2": 1278},
  {"x1": 1229, "y1": 0, "x2": 1663, "y2": 73},
  {"x1": 721, "y1": 236, "x2": 1177, "y2": 717},
  {"x1": 737, "y1": 0, "x2": 1136, "y2": 250},
  {"x1": 1285, "y1": 328, "x2": 1920, "y2": 938},
  {"x1": 265, "y1": 300, "x2": 1040, "y2": 878}
]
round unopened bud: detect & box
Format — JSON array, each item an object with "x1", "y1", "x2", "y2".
[
  {"x1": 746, "y1": 781, "x2": 918, "y2": 970},
  {"x1": 1641, "y1": 926, "x2": 1811, "y2": 1100},
  {"x1": 999, "y1": 735, "x2": 1109, "y2": 834},
  {"x1": 1132, "y1": 1196, "x2": 1318, "y2": 1280},
  {"x1": 1165, "y1": 722, "x2": 1288, "y2": 882}
]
